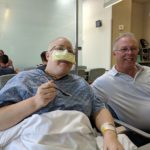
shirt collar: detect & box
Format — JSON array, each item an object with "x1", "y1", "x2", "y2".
[
  {"x1": 110, "y1": 63, "x2": 144, "y2": 77},
  {"x1": 109, "y1": 66, "x2": 118, "y2": 76}
]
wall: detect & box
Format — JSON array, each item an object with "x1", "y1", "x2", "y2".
[
  {"x1": 111, "y1": 0, "x2": 150, "y2": 66},
  {"x1": 0, "y1": 0, "x2": 76, "y2": 70},
  {"x1": 112, "y1": 0, "x2": 132, "y2": 40},
  {"x1": 131, "y1": 2, "x2": 144, "y2": 40},
  {"x1": 82, "y1": 0, "x2": 112, "y2": 70},
  {"x1": 131, "y1": 1, "x2": 150, "y2": 44},
  {"x1": 111, "y1": 0, "x2": 132, "y2": 65}
]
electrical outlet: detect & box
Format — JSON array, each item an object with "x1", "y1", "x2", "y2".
[{"x1": 118, "y1": 25, "x2": 124, "y2": 31}]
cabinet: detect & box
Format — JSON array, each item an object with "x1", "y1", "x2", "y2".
[
  {"x1": 139, "y1": 49, "x2": 150, "y2": 66},
  {"x1": 139, "y1": 39, "x2": 150, "y2": 66},
  {"x1": 140, "y1": 48, "x2": 150, "y2": 63}
]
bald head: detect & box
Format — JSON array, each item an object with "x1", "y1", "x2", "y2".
[
  {"x1": 47, "y1": 37, "x2": 74, "y2": 54},
  {"x1": 45, "y1": 37, "x2": 74, "y2": 79}
]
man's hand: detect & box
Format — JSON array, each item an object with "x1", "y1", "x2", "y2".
[
  {"x1": 0, "y1": 80, "x2": 57, "y2": 131},
  {"x1": 103, "y1": 130, "x2": 124, "y2": 150},
  {"x1": 94, "y1": 108, "x2": 124, "y2": 150},
  {"x1": 34, "y1": 80, "x2": 57, "y2": 108}
]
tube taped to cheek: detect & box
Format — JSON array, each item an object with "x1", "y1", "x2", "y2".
[{"x1": 52, "y1": 50, "x2": 76, "y2": 64}]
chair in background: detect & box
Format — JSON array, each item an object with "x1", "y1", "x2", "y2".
[
  {"x1": 77, "y1": 69, "x2": 88, "y2": 81},
  {"x1": 0, "y1": 74, "x2": 16, "y2": 90},
  {"x1": 88, "y1": 68, "x2": 105, "y2": 84},
  {"x1": 77, "y1": 65, "x2": 87, "y2": 70}
]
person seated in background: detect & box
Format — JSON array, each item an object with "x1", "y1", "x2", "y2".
[
  {"x1": 0, "y1": 37, "x2": 123, "y2": 150},
  {"x1": 0, "y1": 55, "x2": 16, "y2": 75},
  {"x1": 0, "y1": 49, "x2": 14, "y2": 69},
  {"x1": 37, "y1": 51, "x2": 47, "y2": 70},
  {"x1": 0, "y1": 50, "x2": 5, "y2": 56},
  {"x1": 91, "y1": 32, "x2": 150, "y2": 147},
  {"x1": 41, "y1": 50, "x2": 47, "y2": 65}
]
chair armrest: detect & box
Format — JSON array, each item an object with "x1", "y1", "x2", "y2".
[
  {"x1": 114, "y1": 119, "x2": 150, "y2": 139},
  {"x1": 116, "y1": 126, "x2": 127, "y2": 134}
]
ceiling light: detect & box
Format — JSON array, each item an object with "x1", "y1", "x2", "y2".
[{"x1": 104, "y1": 0, "x2": 123, "y2": 8}]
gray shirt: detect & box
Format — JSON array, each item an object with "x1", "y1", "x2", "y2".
[{"x1": 91, "y1": 64, "x2": 150, "y2": 130}]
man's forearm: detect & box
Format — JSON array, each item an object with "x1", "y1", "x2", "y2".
[
  {"x1": 94, "y1": 108, "x2": 116, "y2": 135},
  {"x1": 0, "y1": 97, "x2": 38, "y2": 131},
  {"x1": 94, "y1": 108, "x2": 124, "y2": 150}
]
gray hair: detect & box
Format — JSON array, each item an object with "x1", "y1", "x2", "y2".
[
  {"x1": 112, "y1": 32, "x2": 138, "y2": 51},
  {"x1": 47, "y1": 37, "x2": 73, "y2": 52}
]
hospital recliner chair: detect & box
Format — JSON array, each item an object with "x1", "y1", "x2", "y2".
[
  {"x1": 88, "y1": 68, "x2": 105, "y2": 84},
  {"x1": 115, "y1": 119, "x2": 150, "y2": 149},
  {"x1": 108, "y1": 105, "x2": 150, "y2": 147},
  {"x1": 0, "y1": 74, "x2": 16, "y2": 90},
  {"x1": 77, "y1": 69, "x2": 88, "y2": 81},
  {"x1": 115, "y1": 119, "x2": 150, "y2": 139}
]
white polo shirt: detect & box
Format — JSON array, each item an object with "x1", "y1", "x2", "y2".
[{"x1": 91, "y1": 64, "x2": 150, "y2": 130}]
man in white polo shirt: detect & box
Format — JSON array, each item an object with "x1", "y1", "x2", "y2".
[{"x1": 91, "y1": 32, "x2": 150, "y2": 147}]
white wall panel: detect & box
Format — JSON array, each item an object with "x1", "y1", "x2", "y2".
[
  {"x1": 0, "y1": 0, "x2": 76, "y2": 70},
  {"x1": 82, "y1": 0, "x2": 112, "y2": 70}
]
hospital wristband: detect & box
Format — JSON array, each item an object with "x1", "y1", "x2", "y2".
[{"x1": 100, "y1": 122, "x2": 116, "y2": 135}]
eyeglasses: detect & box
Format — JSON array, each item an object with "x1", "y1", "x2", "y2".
[
  {"x1": 50, "y1": 45, "x2": 75, "y2": 54},
  {"x1": 116, "y1": 47, "x2": 138, "y2": 53}
]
